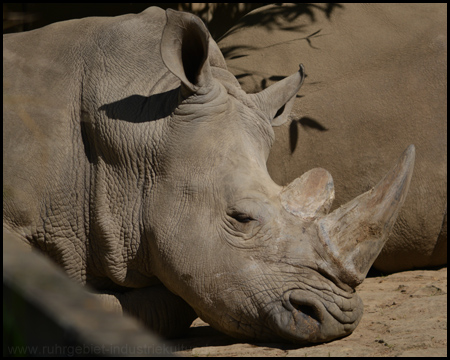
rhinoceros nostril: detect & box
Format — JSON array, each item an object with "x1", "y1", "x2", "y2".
[{"x1": 289, "y1": 298, "x2": 324, "y2": 324}]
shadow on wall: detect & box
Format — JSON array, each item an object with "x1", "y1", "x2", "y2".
[
  {"x1": 219, "y1": 3, "x2": 342, "y2": 40},
  {"x1": 3, "y1": 3, "x2": 342, "y2": 39},
  {"x1": 218, "y1": 4, "x2": 340, "y2": 154},
  {"x1": 219, "y1": 4, "x2": 342, "y2": 63},
  {"x1": 219, "y1": 4, "x2": 343, "y2": 86},
  {"x1": 290, "y1": 117, "x2": 329, "y2": 153}
]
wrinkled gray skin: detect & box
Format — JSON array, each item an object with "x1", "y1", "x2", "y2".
[
  {"x1": 219, "y1": 3, "x2": 447, "y2": 273},
  {"x1": 3, "y1": 7, "x2": 414, "y2": 343}
]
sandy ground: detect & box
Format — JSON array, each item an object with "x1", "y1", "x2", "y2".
[{"x1": 171, "y1": 268, "x2": 447, "y2": 357}]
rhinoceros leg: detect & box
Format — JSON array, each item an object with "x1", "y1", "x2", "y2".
[{"x1": 95, "y1": 285, "x2": 197, "y2": 338}]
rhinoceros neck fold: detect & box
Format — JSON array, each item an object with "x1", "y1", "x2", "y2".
[{"x1": 85, "y1": 138, "x2": 164, "y2": 289}]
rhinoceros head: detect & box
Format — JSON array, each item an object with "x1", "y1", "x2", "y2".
[{"x1": 146, "y1": 9, "x2": 415, "y2": 343}]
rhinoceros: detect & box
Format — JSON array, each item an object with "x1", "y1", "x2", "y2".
[
  {"x1": 3, "y1": 7, "x2": 414, "y2": 344},
  {"x1": 219, "y1": 3, "x2": 447, "y2": 273}
]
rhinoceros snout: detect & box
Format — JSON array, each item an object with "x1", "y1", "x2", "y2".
[{"x1": 276, "y1": 289, "x2": 362, "y2": 343}]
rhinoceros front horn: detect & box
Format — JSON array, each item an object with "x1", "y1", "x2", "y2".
[{"x1": 317, "y1": 145, "x2": 415, "y2": 288}]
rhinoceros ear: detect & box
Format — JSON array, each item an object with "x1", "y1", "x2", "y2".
[
  {"x1": 161, "y1": 9, "x2": 213, "y2": 97},
  {"x1": 250, "y1": 64, "x2": 305, "y2": 126}
]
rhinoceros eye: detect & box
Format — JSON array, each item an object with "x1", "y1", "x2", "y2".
[{"x1": 230, "y1": 211, "x2": 255, "y2": 223}]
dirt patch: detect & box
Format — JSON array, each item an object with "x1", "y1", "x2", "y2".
[{"x1": 171, "y1": 268, "x2": 447, "y2": 356}]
